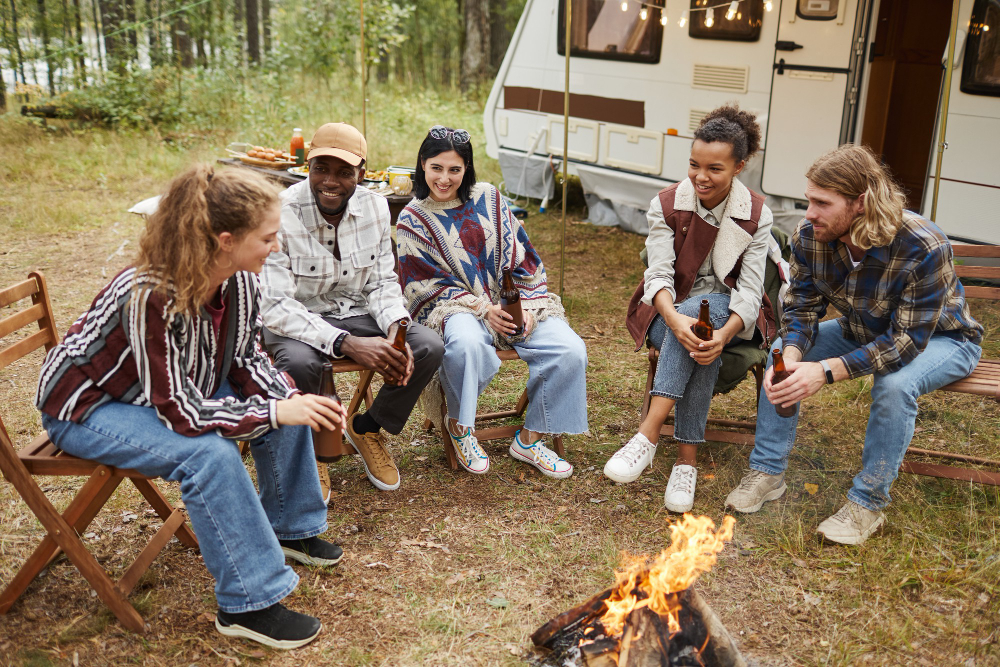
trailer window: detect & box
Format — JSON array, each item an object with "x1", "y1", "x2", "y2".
[
  {"x1": 796, "y1": 0, "x2": 839, "y2": 21},
  {"x1": 557, "y1": 0, "x2": 664, "y2": 63},
  {"x1": 962, "y1": 0, "x2": 1000, "y2": 96},
  {"x1": 688, "y1": 0, "x2": 764, "y2": 42}
]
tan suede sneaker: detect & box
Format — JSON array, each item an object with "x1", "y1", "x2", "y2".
[
  {"x1": 724, "y1": 470, "x2": 787, "y2": 513},
  {"x1": 317, "y1": 460, "x2": 332, "y2": 504},
  {"x1": 345, "y1": 416, "x2": 400, "y2": 491},
  {"x1": 816, "y1": 501, "x2": 885, "y2": 545}
]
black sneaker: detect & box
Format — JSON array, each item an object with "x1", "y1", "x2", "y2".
[
  {"x1": 279, "y1": 536, "x2": 344, "y2": 567},
  {"x1": 215, "y1": 602, "x2": 321, "y2": 649}
]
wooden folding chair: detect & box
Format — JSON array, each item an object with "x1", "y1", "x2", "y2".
[
  {"x1": 0, "y1": 272, "x2": 198, "y2": 633},
  {"x1": 319, "y1": 361, "x2": 376, "y2": 459},
  {"x1": 424, "y1": 348, "x2": 566, "y2": 470}
]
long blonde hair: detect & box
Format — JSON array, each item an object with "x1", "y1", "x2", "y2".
[
  {"x1": 135, "y1": 164, "x2": 279, "y2": 316},
  {"x1": 805, "y1": 144, "x2": 907, "y2": 250}
]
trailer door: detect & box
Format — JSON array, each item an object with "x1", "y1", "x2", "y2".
[{"x1": 761, "y1": 0, "x2": 866, "y2": 199}]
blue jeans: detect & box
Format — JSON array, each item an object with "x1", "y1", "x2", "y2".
[
  {"x1": 41, "y1": 381, "x2": 328, "y2": 613},
  {"x1": 648, "y1": 293, "x2": 736, "y2": 443},
  {"x1": 440, "y1": 313, "x2": 589, "y2": 435},
  {"x1": 750, "y1": 319, "x2": 982, "y2": 510}
]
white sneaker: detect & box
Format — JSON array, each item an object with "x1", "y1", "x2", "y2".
[
  {"x1": 664, "y1": 464, "x2": 697, "y2": 513},
  {"x1": 508, "y1": 430, "x2": 573, "y2": 479},
  {"x1": 448, "y1": 427, "x2": 490, "y2": 474},
  {"x1": 816, "y1": 501, "x2": 885, "y2": 545},
  {"x1": 603, "y1": 433, "x2": 656, "y2": 483}
]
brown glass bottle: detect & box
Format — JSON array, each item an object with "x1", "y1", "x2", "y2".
[
  {"x1": 385, "y1": 319, "x2": 409, "y2": 386},
  {"x1": 690, "y1": 299, "x2": 713, "y2": 341},
  {"x1": 770, "y1": 349, "x2": 799, "y2": 418},
  {"x1": 499, "y1": 268, "x2": 524, "y2": 336},
  {"x1": 314, "y1": 362, "x2": 344, "y2": 462}
]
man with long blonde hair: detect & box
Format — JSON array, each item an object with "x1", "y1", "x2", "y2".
[{"x1": 725, "y1": 144, "x2": 983, "y2": 545}]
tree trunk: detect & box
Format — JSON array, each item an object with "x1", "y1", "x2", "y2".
[
  {"x1": 90, "y1": 0, "x2": 105, "y2": 76},
  {"x1": 0, "y1": 56, "x2": 7, "y2": 110},
  {"x1": 145, "y1": 0, "x2": 163, "y2": 66},
  {"x1": 125, "y1": 0, "x2": 138, "y2": 58},
  {"x1": 411, "y1": 0, "x2": 425, "y2": 84},
  {"x1": 244, "y1": 0, "x2": 258, "y2": 64},
  {"x1": 233, "y1": 0, "x2": 243, "y2": 64},
  {"x1": 8, "y1": 0, "x2": 28, "y2": 83},
  {"x1": 98, "y1": 0, "x2": 125, "y2": 72},
  {"x1": 171, "y1": 0, "x2": 194, "y2": 67},
  {"x1": 460, "y1": 0, "x2": 489, "y2": 91},
  {"x1": 71, "y1": 0, "x2": 85, "y2": 83},
  {"x1": 260, "y1": 0, "x2": 269, "y2": 55},
  {"x1": 35, "y1": 0, "x2": 56, "y2": 94}
]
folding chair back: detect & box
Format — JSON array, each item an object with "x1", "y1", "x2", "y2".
[{"x1": 0, "y1": 272, "x2": 197, "y2": 633}]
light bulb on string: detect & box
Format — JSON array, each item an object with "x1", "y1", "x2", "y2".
[
  {"x1": 705, "y1": 7, "x2": 714, "y2": 27},
  {"x1": 640, "y1": 6, "x2": 648, "y2": 20},
  {"x1": 678, "y1": 10, "x2": 688, "y2": 27},
  {"x1": 621, "y1": 1, "x2": 628, "y2": 11},
  {"x1": 660, "y1": 10, "x2": 668, "y2": 25},
  {"x1": 726, "y1": 1, "x2": 738, "y2": 20}
]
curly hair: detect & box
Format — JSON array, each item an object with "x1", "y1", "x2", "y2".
[
  {"x1": 134, "y1": 164, "x2": 279, "y2": 317},
  {"x1": 806, "y1": 144, "x2": 907, "y2": 250},
  {"x1": 694, "y1": 103, "x2": 762, "y2": 163}
]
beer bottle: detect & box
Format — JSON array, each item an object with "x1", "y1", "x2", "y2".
[
  {"x1": 770, "y1": 349, "x2": 799, "y2": 418},
  {"x1": 314, "y1": 362, "x2": 344, "y2": 462},
  {"x1": 499, "y1": 268, "x2": 524, "y2": 336},
  {"x1": 385, "y1": 319, "x2": 409, "y2": 386},
  {"x1": 690, "y1": 299, "x2": 713, "y2": 341}
]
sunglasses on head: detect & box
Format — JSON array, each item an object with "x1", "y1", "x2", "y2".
[{"x1": 429, "y1": 125, "x2": 471, "y2": 144}]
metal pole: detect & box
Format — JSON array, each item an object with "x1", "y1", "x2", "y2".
[
  {"x1": 360, "y1": 0, "x2": 366, "y2": 136},
  {"x1": 559, "y1": 0, "x2": 571, "y2": 297},
  {"x1": 930, "y1": 0, "x2": 962, "y2": 222}
]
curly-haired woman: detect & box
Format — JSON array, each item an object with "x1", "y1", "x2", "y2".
[
  {"x1": 36, "y1": 165, "x2": 346, "y2": 648},
  {"x1": 612, "y1": 104, "x2": 776, "y2": 513}
]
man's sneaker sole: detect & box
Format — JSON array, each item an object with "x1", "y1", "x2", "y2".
[
  {"x1": 508, "y1": 446, "x2": 572, "y2": 479},
  {"x1": 281, "y1": 546, "x2": 344, "y2": 567},
  {"x1": 817, "y1": 513, "x2": 886, "y2": 546},
  {"x1": 725, "y1": 482, "x2": 787, "y2": 513},
  {"x1": 345, "y1": 431, "x2": 401, "y2": 491},
  {"x1": 215, "y1": 617, "x2": 321, "y2": 649}
]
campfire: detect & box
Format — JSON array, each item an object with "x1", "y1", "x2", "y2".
[{"x1": 531, "y1": 514, "x2": 745, "y2": 667}]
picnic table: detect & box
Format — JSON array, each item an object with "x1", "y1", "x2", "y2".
[{"x1": 217, "y1": 158, "x2": 414, "y2": 225}]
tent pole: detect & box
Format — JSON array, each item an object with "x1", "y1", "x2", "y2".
[
  {"x1": 930, "y1": 0, "x2": 961, "y2": 222},
  {"x1": 560, "y1": 0, "x2": 571, "y2": 297},
  {"x1": 360, "y1": 0, "x2": 367, "y2": 136}
]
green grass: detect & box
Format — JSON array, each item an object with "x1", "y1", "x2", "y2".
[{"x1": 2, "y1": 81, "x2": 1000, "y2": 666}]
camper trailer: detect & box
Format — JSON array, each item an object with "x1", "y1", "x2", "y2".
[{"x1": 484, "y1": 0, "x2": 1000, "y2": 243}]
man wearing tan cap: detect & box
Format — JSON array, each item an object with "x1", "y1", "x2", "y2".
[{"x1": 260, "y1": 122, "x2": 444, "y2": 496}]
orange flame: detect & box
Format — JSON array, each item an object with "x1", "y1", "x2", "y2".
[{"x1": 599, "y1": 514, "x2": 735, "y2": 637}]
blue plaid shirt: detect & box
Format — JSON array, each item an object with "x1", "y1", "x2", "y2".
[{"x1": 781, "y1": 212, "x2": 982, "y2": 379}]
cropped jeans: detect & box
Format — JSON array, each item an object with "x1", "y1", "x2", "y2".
[
  {"x1": 648, "y1": 292, "x2": 737, "y2": 443},
  {"x1": 439, "y1": 313, "x2": 589, "y2": 435},
  {"x1": 749, "y1": 318, "x2": 982, "y2": 511},
  {"x1": 41, "y1": 381, "x2": 329, "y2": 613}
]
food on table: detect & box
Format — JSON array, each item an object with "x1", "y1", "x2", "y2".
[
  {"x1": 365, "y1": 169, "x2": 389, "y2": 182},
  {"x1": 245, "y1": 146, "x2": 295, "y2": 162}
]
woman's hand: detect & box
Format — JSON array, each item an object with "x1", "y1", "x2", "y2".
[
  {"x1": 689, "y1": 329, "x2": 728, "y2": 365},
  {"x1": 522, "y1": 310, "x2": 536, "y2": 337},
  {"x1": 276, "y1": 393, "x2": 348, "y2": 433},
  {"x1": 665, "y1": 311, "x2": 706, "y2": 354},
  {"x1": 487, "y1": 304, "x2": 520, "y2": 337}
]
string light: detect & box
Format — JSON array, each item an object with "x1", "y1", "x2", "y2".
[
  {"x1": 640, "y1": 6, "x2": 648, "y2": 19},
  {"x1": 705, "y1": 7, "x2": 714, "y2": 26},
  {"x1": 765, "y1": 0, "x2": 773, "y2": 10},
  {"x1": 726, "y1": 1, "x2": 738, "y2": 20},
  {"x1": 678, "y1": 10, "x2": 688, "y2": 27},
  {"x1": 621, "y1": 1, "x2": 628, "y2": 11},
  {"x1": 660, "y1": 11, "x2": 668, "y2": 25}
]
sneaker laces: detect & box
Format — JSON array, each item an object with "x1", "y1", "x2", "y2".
[
  {"x1": 831, "y1": 502, "x2": 865, "y2": 527},
  {"x1": 453, "y1": 428, "x2": 486, "y2": 463},
  {"x1": 670, "y1": 466, "x2": 696, "y2": 494},
  {"x1": 364, "y1": 432, "x2": 392, "y2": 469},
  {"x1": 521, "y1": 435, "x2": 562, "y2": 467},
  {"x1": 612, "y1": 436, "x2": 653, "y2": 466},
  {"x1": 737, "y1": 470, "x2": 771, "y2": 491}
]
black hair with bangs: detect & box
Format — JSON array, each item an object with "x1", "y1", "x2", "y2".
[{"x1": 413, "y1": 129, "x2": 477, "y2": 202}]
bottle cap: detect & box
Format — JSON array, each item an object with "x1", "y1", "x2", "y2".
[{"x1": 294, "y1": 127, "x2": 302, "y2": 132}]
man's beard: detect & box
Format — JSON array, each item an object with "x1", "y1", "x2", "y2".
[{"x1": 316, "y1": 198, "x2": 348, "y2": 218}]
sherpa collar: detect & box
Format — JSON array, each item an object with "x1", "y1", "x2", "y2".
[{"x1": 674, "y1": 178, "x2": 755, "y2": 283}]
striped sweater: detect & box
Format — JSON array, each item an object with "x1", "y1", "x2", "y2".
[{"x1": 36, "y1": 267, "x2": 298, "y2": 440}]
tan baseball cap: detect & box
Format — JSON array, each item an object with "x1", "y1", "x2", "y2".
[{"x1": 307, "y1": 122, "x2": 367, "y2": 166}]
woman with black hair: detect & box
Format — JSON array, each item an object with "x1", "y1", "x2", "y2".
[
  {"x1": 614, "y1": 104, "x2": 777, "y2": 513},
  {"x1": 397, "y1": 126, "x2": 588, "y2": 478}
]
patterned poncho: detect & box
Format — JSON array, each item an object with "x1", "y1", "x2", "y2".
[{"x1": 397, "y1": 183, "x2": 564, "y2": 349}]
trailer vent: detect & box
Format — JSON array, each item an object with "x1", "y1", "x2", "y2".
[
  {"x1": 688, "y1": 108, "x2": 712, "y2": 134},
  {"x1": 691, "y1": 64, "x2": 749, "y2": 94}
]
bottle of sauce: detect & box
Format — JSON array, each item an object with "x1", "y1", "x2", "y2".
[
  {"x1": 385, "y1": 319, "x2": 409, "y2": 385},
  {"x1": 500, "y1": 268, "x2": 524, "y2": 336},
  {"x1": 770, "y1": 349, "x2": 799, "y2": 418},
  {"x1": 314, "y1": 362, "x2": 344, "y2": 461},
  {"x1": 690, "y1": 299, "x2": 713, "y2": 341},
  {"x1": 290, "y1": 128, "x2": 305, "y2": 166}
]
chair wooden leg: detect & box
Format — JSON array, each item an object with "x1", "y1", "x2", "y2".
[
  {"x1": 640, "y1": 353, "x2": 657, "y2": 422},
  {"x1": 553, "y1": 435, "x2": 565, "y2": 458},
  {"x1": 348, "y1": 370, "x2": 376, "y2": 416},
  {"x1": 116, "y1": 508, "x2": 188, "y2": 596},
  {"x1": 0, "y1": 467, "x2": 121, "y2": 613},
  {"x1": 437, "y1": 386, "x2": 458, "y2": 470},
  {"x1": 0, "y1": 450, "x2": 144, "y2": 632},
  {"x1": 130, "y1": 477, "x2": 198, "y2": 549}
]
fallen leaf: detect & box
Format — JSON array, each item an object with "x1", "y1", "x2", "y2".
[
  {"x1": 819, "y1": 640, "x2": 830, "y2": 647},
  {"x1": 803, "y1": 592, "x2": 821, "y2": 606},
  {"x1": 486, "y1": 596, "x2": 509, "y2": 609},
  {"x1": 196, "y1": 612, "x2": 215, "y2": 624},
  {"x1": 792, "y1": 557, "x2": 808, "y2": 568},
  {"x1": 589, "y1": 498, "x2": 605, "y2": 504},
  {"x1": 365, "y1": 561, "x2": 390, "y2": 569},
  {"x1": 414, "y1": 456, "x2": 428, "y2": 461},
  {"x1": 804, "y1": 483, "x2": 819, "y2": 495},
  {"x1": 445, "y1": 571, "x2": 468, "y2": 585}
]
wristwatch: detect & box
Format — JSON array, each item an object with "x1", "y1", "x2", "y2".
[
  {"x1": 819, "y1": 359, "x2": 834, "y2": 384},
  {"x1": 332, "y1": 332, "x2": 348, "y2": 358}
]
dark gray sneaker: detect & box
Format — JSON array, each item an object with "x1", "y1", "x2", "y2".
[
  {"x1": 216, "y1": 602, "x2": 321, "y2": 649},
  {"x1": 279, "y1": 536, "x2": 344, "y2": 567}
]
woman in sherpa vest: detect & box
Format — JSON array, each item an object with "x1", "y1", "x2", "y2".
[
  {"x1": 611, "y1": 104, "x2": 776, "y2": 513},
  {"x1": 396, "y1": 126, "x2": 587, "y2": 479}
]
